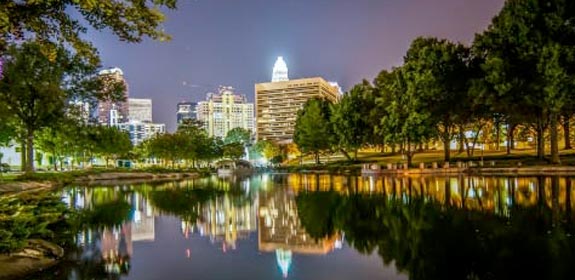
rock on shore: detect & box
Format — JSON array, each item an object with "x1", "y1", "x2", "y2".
[{"x1": 0, "y1": 239, "x2": 64, "y2": 280}]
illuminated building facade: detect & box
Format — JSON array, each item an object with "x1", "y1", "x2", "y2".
[
  {"x1": 196, "y1": 86, "x2": 255, "y2": 138},
  {"x1": 176, "y1": 101, "x2": 198, "y2": 125},
  {"x1": 98, "y1": 67, "x2": 129, "y2": 126},
  {"x1": 116, "y1": 121, "x2": 166, "y2": 146},
  {"x1": 128, "y1": 98, "x2": 153, "y2": 123},
  {"x1": 256, "y1": 70, "x2": 340, "y2": 143}
]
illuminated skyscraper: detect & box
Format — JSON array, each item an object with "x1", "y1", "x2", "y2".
[
  {"x1": 272, "y1": 56, "x2": 289, "y2": 82},
  {"x1": 98, "y1": 67, "x2": 129, "y2": 126},
  {"x1": 176, "y1": 101, "x2": 198, "y2": 125},
  {"x1": 128, "y1": 98, "x2": 153, "y2": 123},
  {"x1": 255, "y1": 77, "x2": 340, "y2": 143},
  {"x1": 196, "y1": 86, "x2": 255, "y2": 138}
]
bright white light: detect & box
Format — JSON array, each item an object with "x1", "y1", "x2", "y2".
[{"x1": 272, "y1": 56, "x2": 289, "y2": 82}]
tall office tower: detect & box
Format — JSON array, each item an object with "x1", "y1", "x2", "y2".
[
  {"x1": 128, "y1": 98, "x2": 153, "y2": 123},
  {"x1": 97, "y1": 67, "x2": 129, "y2": 126},
  {"x1": 255, "y1": 74, "x2": 340, "y2": 143},
  {"x1": 176, "y1": 101, "x2": 198, "y2": 125},
  {"x1": 196, "y1": 86, "x2": 255, "y2": 138}
]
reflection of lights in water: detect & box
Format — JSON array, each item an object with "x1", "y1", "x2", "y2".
[
  {"x1": 186, "y1": 248, "x2": 191, "y2": 259},
  {"x1": 335, "y1": 232, "x2": 346, "y2": 249},
  {"x1": 276, "y1": 248, "x2": 292, "y2": 278}
]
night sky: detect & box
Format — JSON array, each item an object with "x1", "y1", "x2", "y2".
[{"x1": 87, "y1": 0, "x2": 505, "y2": 132}]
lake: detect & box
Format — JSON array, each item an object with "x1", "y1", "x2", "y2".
[{"x1": 23, "y1": 173, "x2": 575, "y2": 279}]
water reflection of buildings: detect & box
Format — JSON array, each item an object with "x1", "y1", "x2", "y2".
[
  {"x1": 63, "y1": 188, "x2": 156, "y2": 275},
  {"x1": 181, "y1": 193, "x2": 257, "y2": 251},
  {"x1": 258, "y1": 188, "x2": 342, "y2": 278},
  {"x1": 132, "y1": 192, "x2": 156, "y2": 242},
  {"x1": 286, "y1": 174, "x2": 575, "y2": 216}
]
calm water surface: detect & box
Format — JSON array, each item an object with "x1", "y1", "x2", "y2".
[{"x1": 29, "y1": 174, "x2": 575, "y2": 280}]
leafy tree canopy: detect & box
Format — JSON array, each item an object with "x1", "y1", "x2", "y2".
[{"x1": 0, "y1": 0, "x2": 178, "y2": 63}]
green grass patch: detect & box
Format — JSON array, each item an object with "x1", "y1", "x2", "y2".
[{"x1": 285, "y1": 149, "x2": 575, "y2": 169}]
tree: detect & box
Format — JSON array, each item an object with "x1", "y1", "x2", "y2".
[
  {"x1": 254, "y1": 140, "x2": 280, "y2": 164},
  {"x1": 224, "y1": 128, "x2": 252, "y2": 145},
  {"x1": 331, "y1": 82, "x2": 373, "y2": 161},
  {"x1": 37, "y1": 126, "x2": 70, "y2": 171},
  {"x1": 294, "y1": 98, "x2": 334, "y2": 164},
  {"x1": 402, "y1": 37, "x2": 471, "y2": 162},
  {"x1": 94, "y1": 126, "x2": 132, "y2": 168},
  {"x1": 223, "y1": 143, "x2": 245, "y2": 161},
  {"x1": 474, "y1": 0, "x2": 575, "y2": 163},
  {"x1": 0, "y1": 122, "x2": 15, "y2": 171},
  {"x1": 0, "y1": 0, "x2": 178, "y2": 63},
  {"x1": 0, "y1": 42, "x2": 122, "y2": 172},
  {"x1": 379, "y1": 67, "x2": 435, "y2": 167}
]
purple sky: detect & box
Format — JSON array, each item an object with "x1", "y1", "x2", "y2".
[{"x1": 87, "y1": 0, "x2": 505, "y2": 132}]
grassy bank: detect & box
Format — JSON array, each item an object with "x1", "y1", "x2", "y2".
[
  {"x1": 283, "y1": 149, "x2": 575, "y2": 173},
  {"x1": 0, "y1": 167, "x2": 211, "y2": 195}
]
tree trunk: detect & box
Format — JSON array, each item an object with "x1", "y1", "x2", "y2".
[
  {"x1": 406, "y1": 140, "x2": 413, "y2": 167},
  {"x1": 340, "y1": 148, "x2": 352, "y2": 161},
  {"x1": 506, "y1": 123, "x2": 516, "y2": 155},
  {"x1": 26, "y1": 129, "x2": 34, "y2": 173},
  {"x1": 495, "y1": 121, "x2": 501, "y2": 151},
  {"x1": 550, "y1": 112, "x2": 560, "y2": 164},
  {"x1": 563, "y1": 114, "x2": 571, "y2": 150},
  {"x1": 458, "y1": 127, "x2": 465, "y2": 154},
  {"x1": 20, "y1": 140, "x2": 26, "y2": 172},
  {"x1": 442, "y1": 133, "x2": 451, "y2": 163},
  {"x1": 353, "y1": 150, "x2": 358, "y2": 161},
  {"x1": 536, "y1": 121, "x2": 545, "y2": 160},
  {"x1": 315, "y1": 152, "x2": 320, "y2": 165}
]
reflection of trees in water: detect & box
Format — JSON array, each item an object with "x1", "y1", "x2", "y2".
[
  {"x1": 33, "y1": 186, "x2": 135, "y2": 280},
  {"x1": 296, "y1": 176, "x2": 575, "y2": 280},
  {"x1": 147, "y1": 178, "x2": 254, "y2": 224}
]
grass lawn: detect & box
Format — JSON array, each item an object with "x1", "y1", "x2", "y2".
[
  {"x1": 0, "y1": 173, "x2": 19, "y2": 182},
  {"x1": 287, "y1": 148, "x2": 575, "y2": 168}
]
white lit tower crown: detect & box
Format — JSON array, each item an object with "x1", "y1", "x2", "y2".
[{"x1": 272, "y1": 56, "x2": 289, "y2": 82}]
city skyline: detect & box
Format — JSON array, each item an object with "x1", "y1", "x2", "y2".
[{"x1": 88, "y1": 0, "x2": 505, "y2": 132}]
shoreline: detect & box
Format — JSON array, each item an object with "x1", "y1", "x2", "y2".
[
  {"x1": 278, "y1": 165, "x2": 575, "y2": 177},
  {"x1": 0, "y1": 171, "x2": 200, "y2": 195},
  {"x1": 362, "y1": 166, "x2": 575, "y2": 176},
  {"x1": 0, "y1": 171, "x2": 201, "y2": 280}
]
